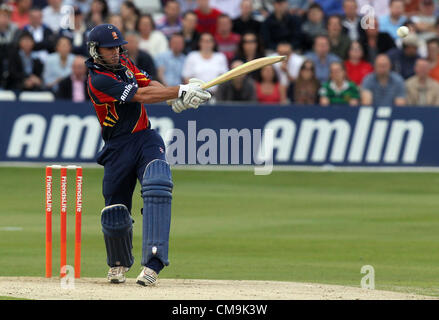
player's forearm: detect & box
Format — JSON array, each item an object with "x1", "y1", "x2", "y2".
[{"x1": 133, "y1": 86, "x2": 179, "y2": 104}]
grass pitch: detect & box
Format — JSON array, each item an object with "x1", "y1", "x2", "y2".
[{"x1": 0, "y1": 167, "x2": 438, "y2": 297}]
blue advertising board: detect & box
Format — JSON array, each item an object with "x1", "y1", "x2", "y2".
[{"x1": 1, "y1": 101, "x2": 438, "y2": 167}]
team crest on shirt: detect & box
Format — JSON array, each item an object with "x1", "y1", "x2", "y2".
[{"x1": 125, "y1": 69, "x2": 134, "y2": 79}]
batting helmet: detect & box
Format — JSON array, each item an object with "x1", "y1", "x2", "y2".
[{"x1": 87, "y1": 24, "x2": 128, "y2": 70}]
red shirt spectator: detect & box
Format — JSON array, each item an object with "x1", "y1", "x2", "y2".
[
  {"x1": 255, "y1": 82, "x2": 281, "y2": 103},
  {"x1": 344, "y1": 41, "x2": 374, "y2": 86},
  {"x1": 195, "y1": 0, "x2": 222, "y2": 35},
  {"x1": 11, "y1": 0, "x2": 31, "y2": 29},
  {"x1": 255, "y1": 65, "x2": 286, "y2": 104},
  {"x1": 214, "y1": 14, "x2": 240, "y2": 63}
]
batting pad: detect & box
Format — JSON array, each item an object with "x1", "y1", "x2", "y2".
[
  {"x1": 141, "y1": 159, "x2": 173, "y2": 267},
  {"x1": 101, "y1": 204, "x2": 134, "y2": 268}
]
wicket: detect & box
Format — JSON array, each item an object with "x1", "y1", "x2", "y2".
[{"x1": 45, "y1": 165, "x2": 83, "y2": 278}]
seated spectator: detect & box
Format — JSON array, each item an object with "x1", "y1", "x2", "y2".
[
  {"x1": 194, "y1": 0, "x2": 222, "y2": 35},
  {"x1": 210, "y1": 0, "x2": 241, "y2": 19},
  {"x1": 261, "y1": 0, "x2": 303, "y2": 52},
  {"x1": 124, "y1": 32, "x2": 157, "y2": 80},
  {"x1": 405, "y1": 58, "x2": 439, "y2": 105},
  {"x1": 289, "y1": 59, "x2": 320, "y2": 104},
  {"x1": 344, "y1": 41, "x2": 374, "y2": 86},
  {"x1": 108, "y1": 14, "x2": 125, "y2": 34},
  {"x1": 181, "y1": 10, "x2": 199, "y2": 54},
  {"x1": 319, "y1": 61, "x2": 360, "y2": 106},
  {"x1": 342, "y1": 0, "x2": 361, "y2": 41},
  {"x1": 178, "y1": 0, "x2": 198, "y2": 14},
  {"x1": 232, "y1": 0, "x2": 261, "y2": 35},
  {"x1": 411, "y1": 0, "x2": 437, "y2": 40},
  {"x1": 182, "y1": 32, "x2": 228, "y2": 92},
  {"x1": 120, "y1": 1, "x2": 140, "y2": 32},
  {"x1": 137, "y1": 14, "x2": 169, "y2": 58},
  {"x1": 156, "y1": 0, "x2": 182, "y2": 39},
  {"x1": 327, "y1": 15, "x2": 351, "y2": 60},
  {"x1": 58, "y1": 8, "x2": 89, "y2": 57},
  {"x1": 85, "y1": 0, "x2": 109, "y2": 29},
  {"x1": 56, "y1": 55, "x2": 89, "y2": 102},
  {"x1": 233, "y1": 32, "x2": 265, "y2": 63},
  {"x1": 214, "y1": 14, "x2": 240, "y2": 64},
  {"x1": 24, "y1": 7, "x2": 55, "y2": 63},
  {"x1": 272, "y1": 41, "x2": 304, "y2": 88},
  {"x1": 359, "y1": 16, "x2": 396, "y2": 64},
  {"x1": 64, "y1": 0, "x2": 93, "y2": 16},
  {"x1": 314, "y1": 0, "x2": 344, "y2": 16},
  {"x1": 361, "y1": 54, "x2": 406, "y2": 106},
  {"x1": 42, "y1": 0, "x2": 65, "y2": 33},
  {"x1": 427, "y1": 37, "x2": 439, "y2": 82},
  {"x1": 6, "y1": 31, "x2": 44, "y2": 91},
  {"x1": 301, "y1": 3, "x2": 326, "y2": 52},
  {"x1": 43, "y1": 36, "x2": 75, "y2": 90},
  {"x1": 0, "y1": 3, "x2": 19, "y2": 87},
  {"x1": 404, "y1": 0, "x2": 421, "y2": 17},
  {"x1": 11, "y1": 0, "x2": 32, "y2": 29},
  {"x1": 378, "y1": 0, "x2": 407, "y2": 41},
  {"x1": 387, "y1": 33, "x2": 421, "y2": 79},
  {"x1": 305, "y1": 35, "x2": 341, "y2": 83},
  {"x1": 155, "y1": 33, "x2": 186, "y2": 86},
  {"x1": 255, "y1": 64, "x2": 287, "y2": 104},
  {"x1": 216, "y1": 59, "x2": 257, "y2": 102},
  {"x1": 288, "y1": 0, "x2": 310, "y2": 17}
]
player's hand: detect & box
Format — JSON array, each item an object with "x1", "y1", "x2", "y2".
[
  {"x1": 170, "y1": 98, "x2": 186, "y2": 113},
  {"x1": 178, "y1": 82, "x2": 211, "y2": 110}
]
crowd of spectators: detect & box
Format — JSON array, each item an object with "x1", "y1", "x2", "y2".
[{"x1": 1, "y1": 0, "x2": 439, "y2": 106}]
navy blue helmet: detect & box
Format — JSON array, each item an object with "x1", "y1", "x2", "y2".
[{"x1": 87, "y1": 24, "x2": 128, "y2": 70}]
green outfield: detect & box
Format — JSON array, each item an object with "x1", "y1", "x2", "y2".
[{"x1": 0, "y1": 167, "x2": 438, "y2": 297}]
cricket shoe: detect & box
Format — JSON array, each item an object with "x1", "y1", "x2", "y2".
[
  {"x1": 136, "y1": 267, "x2": 158, "y2": 286},
  {"x1": 107, "y1": 266, "x2": 130, "y2": 283}
]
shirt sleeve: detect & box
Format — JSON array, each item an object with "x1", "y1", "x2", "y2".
[
  {"x1": 89, "y1": 72, "x2": 138, "y2": 103},
  {"x1": 121, "y1": 56, "x2": 151, "y2": 88}
]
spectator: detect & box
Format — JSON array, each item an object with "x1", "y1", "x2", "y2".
[
  {"x1": 43, "y1": 36, "x2": 74, "y2": 90},
  {"x1": 319, "y1": 61, "x2": 360, "y2": 106},
  {"x1": 359, "y1": 16, "x2": 396, "y2": 64},
  {"x1": 64, "y1": 0, "x2": 93, "y2": 16},
  {"x1": 137, "y1": 14, "x2": 169, "y2": 58},
  {"x1": 106, "y1": 0, "x2": 124, "y2": 15},
  {"x1": 288, "y1": 0, "x2": 310, "y2": 17},
  {"x1": 214, "y1": 14, "x2": 240, "y2": 64},
  {"x1": 411, "y1": 0, "x2": 436, "y2": 40},
  {"x1": 272, "y1": 41, "x2": 304, "y2": 89},
  {"x1": 42, "y1": 0, "x2": 64, "y2": 32},
  {"x1": 387, "y1": 33, "x2": 421, "y2": 79},
  {"x1": 356, "y1": 0, "x2": 390, "y2": 18},
  {"x1": 342, "y1": 0, "x2": 361, "y2": 41},
  {"x1": 0, "y1": 4, "x2": 20, "y2": 87},
  {"x1": 403, "y1": 0, "x2": 421, "y2": 17},
  {"x1": 6, "y1": 31, "x2": 44, "y2": 91},
  {"x1": 178, "y1": 0, "x2": 198, "y2": 14},
  {"x1": 305, "y1": 35, "x2": 341, "y2": 83},
  {"x1": 361, "y1": 54, "x2": 406, "y2": 106},
  {"x1": 301, "y1": 3, "x2": 326, "y2": 52},
  {"x1": 255, "y1": 64, "x2": 287, "y2": 104},
  {"x1": 181, "y1": 10, "x2": 199, "y2": 54},
  {"x1": 182, "y1": 32, "x2": 228, "y2": 92},
  {"x1": 327, "y1": 15, "x2": 351, "y2": 60},
  {"x1": 194, "y1": 0, "x2": 222, "y2": 35},
  {"x1": 59, "y1": 8, "x2": 89, "y2": 57},
  {"x1": 124, "y1": 32, "x2": 157, "y2": 80},
  {"x1": 405, "y1": 58, "x2": 439, "y2": 105},
  {"x1": 210, "y1": 0, "x2": 241, "y2": 20},
  {"x1": 379, "y1": 0, "x2": 407, "y2": 41},
  {"x1": 85, "y1": 0, "x2": 109, "y2": 29},
  {"x1": 233, "y1": 31, "x2": 265, "y2": 64},
  {"x1": 314, "y1": 0, "x2": 343, "y2": 16},
  {"x1": 11, "y1": 0, "x2": 32, "y2": 29},
  {"x1": 261, "y1": 0, "x2": 303, "y2": 52},
  {"x1": 155, "y1": 33, "x2": 186, "y2": 86},
  {"x1": 344, "y1": 41, "x2": 373, "y2": 86},
  {"x1": 23, "y1": 7, "x2": 54, "y2": 64},
  {"x1": 108, "y1": 14, "x2": 124, "y2": 34},
  {"x1": 120, "y1": 1, "x2": 140, "y2": 32},
  {"x1": 156, "y1": 0, "x2": 183, "y2": 39},
  {"x1": 56, "y1": 55, "x2": 89, "y2": 102},
  {"x1": 427, "y1": 37, "x2": 439, "y2": 82},
  {"x1": 216, "y1": 59, "x2": 257, "y2": 102},
  {"x1": 232, "y1": 0, "x2": 261, "y2": 35},
  {"x1": 289, "y1": 59, "x2": 320, "y2": 104}
]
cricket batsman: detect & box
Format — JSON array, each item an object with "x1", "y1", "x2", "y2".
[{"x1": 86, "y1": 24, "x2": 211, "y2": 286}]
